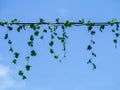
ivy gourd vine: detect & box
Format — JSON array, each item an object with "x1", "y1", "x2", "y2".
[{"x1": 0, "y1": 18, "x2": 120, "y2": 80}]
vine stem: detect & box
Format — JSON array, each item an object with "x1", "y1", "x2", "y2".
[{"x1": 3, "y1": 22, "x2": 120, "y2": 26}]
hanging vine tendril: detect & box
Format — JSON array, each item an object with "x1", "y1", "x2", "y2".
[{"x1": 0, "y1": 18, "x2": 120, "y2": 79}]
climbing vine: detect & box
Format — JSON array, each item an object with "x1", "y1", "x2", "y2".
[{"x1": 0, "y1": 18, "x2": 120, "y2": 79}]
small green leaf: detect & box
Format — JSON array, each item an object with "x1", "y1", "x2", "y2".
[
  {"x1": 64, "y1": 21, "x2": 71, "y2": 27},
  {"x1": 40, "y1": 18, "x2": 45, "y2": 24},
  {"x1": 61, "y1": 25, "x2": 65, "y2": 29},
  {"x1": 85, "y1": 21, "x2": 91, "y2": 25},
  {"x1": 4, "y1": 34, "x2": 8, "y2": 39},
  {"x1": 7, "y1": 26, "x2": 13, "y2": 31},
  {"x1": 34, "y1": 31, "x2": 39, "y2": 36},
  {"x1": 9, "y1": 47, "x2": 13, "y2": 52},
  {"x1": 92, "y1": 52, "x2": 96, "y2": 57},
  {"x1": 30, "y1": 35, "x2": 34, "y2": 41},
  {"x1": 22, "y1": 75, "x2": 27, "y2": 80},
  {"x1": 91, "y1": 31, "x2": 96, "y2": 35},
  {"x1": 56, "y1": 18, "x2": 59, "y2": 23},
  {"x1": 112, "y1": 29, "x2": 115, "y2": 32},
  {"x1": 87, "y1": 59, "x2": 92, "y2": 64},
  {"x1": 25, "y1": 65, "x2": 31, "y2": 71},
  {"x1": 115, "y1": 33, "x2": 119, "y2": 37},
  {"x1": 51, "y1": 35, "x2": 54, "y2": 39},
  {"x1": 92, "y1": 63, "x2": 96, "y2": 70},
  {"x1": 40, "y1": 36, "x2": 44, "y2": 39},
  {"x1": 50, "y1": 49, "x2": 54, "y2": 53},
  {"x1": 113, "y1": 39, "x2": 117, "y2": 43},
  {"x1": 91, "y1": 40, "x2": 95, "y2": 44},
  {"x1": 43, "y1": 29, "x2": 47, "y2": 33},
  {"x1": 49, "y1": 41, "x2": 54, "y2": 46},
  {"x1": 12, "y1": 59, "x2": 17, "y2": 64},
  {"x1": 54, "y1": 55, "x2": 58, "y2": 59},
  {"x1": 79, "y1": 18, "x2": 84, "y2": 24},
  {"x1": 54, "y1": 33, "x2": 57, "y2": 36},
  {"x1": 27, "y1": 41, "x2": 33, "y2": 47},
  {"x1": 100, "y1": 25, "x2": 105, "y2": 32},
  {"x1": 88, "y1": 25, "x2": 92, "y2": 31},
  {"x1": 36, "y1": 26, "x2": 40, "y2": 29},
  {"x1": 18, "y1": 70, "x2": 24, "y2": 76},
  {"x1": 14, "y1": 52, "x2": 19, "y2": 58},
  {"x1": 30, "y1": 24, "x2": 36, "y2": 30},
  {"x1": 116, "y1": 23, "x2": 119, "y2": 31},
  {"x1": 8, "y1": 40, "x2": 12, "y2": 44},
  {"x1": 11, "y1": 19, "x2": 19, "y2": 23},
  {"x1": 87, "y1": 45, "x2": 92, "y2": 50},
  {"x1": 31, "y1": 50, "x2": 37, "y2": 56},
  {"x1": 108, "y1": 18, "x2": 117, "y2": 26},
  {"x1": 25, "y1": 56, "x2": 30, "y2": 61},
  {"x1": 17, "y1": 26, "x2": 22, "y2": 32}
]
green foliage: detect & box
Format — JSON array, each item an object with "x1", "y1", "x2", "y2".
[
  {"x1": 0, "y1": 18, "x2": 120, "y2": 79},
  {"x1": 14, "y1": 52, "x2": 19, "y2": 58},
  {"x1": 25, "y1": 65, "x2": 31, "y2": 71},
  {"x1": 31, "y1": 50, "x2": 37, "y2": 56}
]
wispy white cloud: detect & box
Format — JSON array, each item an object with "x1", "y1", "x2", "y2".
[{"x1": 0, "y1": 64, "x2": 26, "y2": 90}]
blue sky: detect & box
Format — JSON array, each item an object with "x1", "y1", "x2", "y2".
[{"x1": 0, "y1": 0, "x2": 120, "y2": 90}]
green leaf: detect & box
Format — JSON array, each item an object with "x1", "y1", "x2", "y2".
[
  {"x1": 17, "y1": 26, "x2": 22, "y2": 32},
  {"x1": 88, "y1": 25, "x2": 92, "y2": 31},
  {"x1": 61, "y1": 25, "x2": 65, "y2": 29},
  {"x1": 12, "y1": 59, "x2": 17, "y2": 64},
  {"x1": 22, "y1": 75, "x2": 27, "y2": 80},
  {"x1": 115, "y1": 33, "x2": 119, "y2": 37},
  {"x1": 25, "y1": 65, "x2": 31, "y2": 71},
  {"x1": 108, "y1": 18, "x2": 117, "y2": 26},
  {"x1": 92, "y1": 63, "x2": 96, "y2": 70},
  {"x1": 36, "y1": 26, "x2": 40, "y2": 29},
  {"x1": 92, "y1": 52, "x2": 96, "y2": 57},
  {"x1": 14, "y1": 52, "x2": 19, "y2": 58},
  {"x1": 57, "y1": 37, "x2": 65, "y2": 42},
  {"x1": 113, "y1": 39, "x2": 117, "y2": 43},
  {"x1": 116, "y1": 23, "x2": 119, "y2": 31},
  {"x1": 79, "y1": 18, "x2": 84, "y2": 24},
  {"x1": 11, "y1": 19, "x2": 19, "y2": 23},
  {"x1": 30, "y1": 35, "x2": 34, "y2": 41},
  {"x1": 27, "y1": 41, "x2": 33, "y2": 47},
  {"x1": 34, "y1": 31, "x2": 39, "y2": 36},
  {"x1": 40, "y1": 18, "x2": 45, "y2": 24},
  {"x1": 0, "y1": 21, "x2": 8, "y2": 26},
  {"x1": 91, "y1": 31, "x2": 96, "y2": 35},
  {"x1": 25, "y1": 56, "x2": 30, "y2": 61},
  {"x1": 31, "y1": 50, "x2": 37, "y2": 56},
  {"x1": 30, "y1": 24, "x2": 36, "y2": 30},
  {"x1": 112, "y1": 29, "x2": 115, "y2": 32},
  {"x1": 49, "y1": 41, "x2": 54, "y2": 46},
  {"x1": 87, "y1": 45, "x2": 92, "y2": 50},
  {"x1": 40, "y1": 36, "x2": 44, "y2": 39},
  {"x1": 43, "y1": 29, "x2": 47, "y2": 33},
  {"x1": 51, "y1": 35, "x2": 54, "y2": 39},
  {"x1": 91, "y1": 40, "x2": 95, "y2": 44},
  {"x1": 100, "y1": 25, "x2": 105, "y2": 32},
  {"x1": 4, "y1": 34, "x2": 8, "y2": 39},
  {"x1": 85, "y1": 21, "x2": 91, "y2": 25},
  {"x1": 54, "y1": 55, "x2": 58, "y2": 59},
  {"x1": 50, "y1": 49, "x2": 54, "y2": 53},
  {"x1": 64, "y1": 21, "x2": 71, "y2": 27},
  {"x1": 9, "y1": 47, "x2": 13, "y2": 52},
  {"x1": 18, "y1": 70, "x2": 24, "y2": 76},
  {"x1": 7, "y1": 26, "x2": 13, "y2": 31},
  {"x1": 56, "y1": 18, "x2": 59, "y2": 23},
  {"x1": 8, "y1": 40, "x2": 12, "y2": 44},
  {"x1": 87, "y1": 59, "x2": 92, "y2": 64}
]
